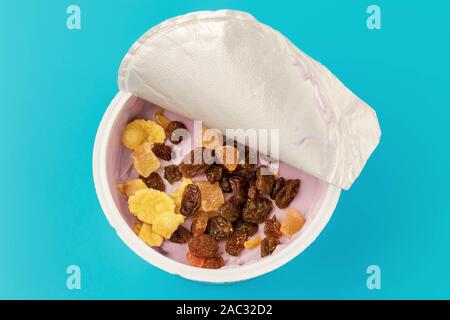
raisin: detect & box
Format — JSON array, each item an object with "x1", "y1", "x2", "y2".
[
  {"x1": 206, "y1": 164, "x2": 224, "y2": 184},
  {"x1": 180, "y1": 184, "x2": 201, "y2": 216},
  {"x1": 255, "y1": 166, "x2": 275, "y2": 196},
  {"x1": 264, "y1": 215, "x2": 282, "y2": 238},
  {"x1": 232, "y1": 167, "x2": 256, "y2": 183},
  {"x1": 274, "y1": 179, "x2": 301, "y2": 209},
  {"x1": 151, "y1": 143, "x2": 172, "y2": 161},
  {"x1": 203, "y1": 256, "x2": 225, "y2": 269},
  {"x1": 179, "y1": 148, "x2": 213, "y2": 178},
  {"x1": 219, "y1": 175, "x2": 232, "y2": 193},
  {"x1": 207, "y1": 216, "x2": 234, "y2": 241},
  {"x1": 234, "y1": 219, "x2": 258, "y2": 237},
  {"x1": 165, "y1": 121, "x2": 187, "y2": 144},
  {"x1": 225, "y1": 230, "x2": 247, "y2": 256},
  {"x1": 140, "y1": 172, "x2": 165, "y2": 192},
  {"x1": 164, "y1": 165, "x2": 182, "y2": 184},
  {"x1": 247, "y1": 181, "x2": 258, "y2": 199},
  {"x1": 191, "y1": 211, "x2": 209, "y2": 236},
  {"x1": 270, "y1": 177, "x2": 286, "y2": 200},
  {"x1": 169, "y1": 225, "x2": 192, "y2": 243},
  {"x1": 242, "y1": 196, "x2": 273, "y2": 224},
  {"x1": 188, "y1": 234, "x2": 218, "y2": 258},
  {"x1": 218, "y1": 197, "x2": 242, "y2": 222},
  {"x1": 229, "y1": 176, "x2": 248, "y2": 205},
  {"x1": 261, "y1": 237, "x2": 280, "y2": 257}
]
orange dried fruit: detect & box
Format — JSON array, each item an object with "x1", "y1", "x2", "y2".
[
  {"x1": 200, "y1": 128, "x2": 222, "y2": 150},
  {"x1": 215, "y1": 145, "x2": 239, "y2": 171},
  {"x1": 132, "y1": 142, "x2": 160, "y2": 178},
  {"x1": 187, "y1": 252, "x2": 205, "y2": 268},
  {"x1": 154, "y1": 109, "x2": 171, "y2": 129},
  {"x1": 244, "y1": 235, "x2": 262, "y2": 249},
  {"x1": 117, "y1": 179, "x2": 148, "y2": 197},
  {"x1": 280, "y1": 208, "x2": 305, "y2": 238},
  {"x1": 196, "y1": 181, "x2": 224, "y2": 212}
]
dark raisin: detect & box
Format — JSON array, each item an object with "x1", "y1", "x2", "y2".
[
  {"x1": 270, "y1": 177, "x2": 286, "y2": 199},
  {"x1": 274, "y1": 179, "x2": 301, "y2": 209},
  {"x1": 225, "y1": 230, "x2": 247, "y2": 256},
  {"x1": 242, "y1": 196, "x2": 273, "y2": 224},
  {"x1": 188, "y1": 234, "x2": 218, "y2": 258},
  {"x1": 151, "y1": 143, "x2": 172, "y2": 161},
  {"x1": 255, "y1": 166, "x2": 275, "y2": 196},
  {"x1": 140, "y1": 172, "x2": 165, "y2": 192},
  {"x1": 191, "y1": 211, "x2": 209, "y2": 236},
  {"x1": 179, "y1": 148, "x2": 213, "y2": 178},
  {"x1": 234, "y1": 219, "x2": 258, "y2": 237},
  {"x1": 169, "y1": 225, "x2": 192, "y2": 243},
  {"x1": 264, "y1": 215, "x2": 282, "y2": 238},
  {"x1": 165, "y1": 121, "x2": 187, "y2": 144},
  {"x1": 164, "y1": 165, "x2": 182, "y2": 184},
  {"x1": 203, "y1": 256, "x2": 225, "y2": 269},
  {"x1": 232, "y1": 167, "x2": 256, "y2": 183},
  {"x1": 219, "y1": 175, "x2": 232, "y2": 193},
  {"x1": 247, "y1": 181, "x2": 258, "y2": 199},
  {"x1": 207, "y1": 216, "x2": 234, "y2": 241},
  {"x1": 180, "y1": 184, "x2": 201, "y2": 216},
  {"x1": 229, "y1": 176, "x2": 248, "y2": 205},
  {"x1": 218, "y1": 197, "x2": 242, "y2": 222},
  {"x1": 206, "y1": 164, "x2": 224, "y2": 184},
  {"x1": 261, "y1": 237, "x2": 280, "y2": 257}
]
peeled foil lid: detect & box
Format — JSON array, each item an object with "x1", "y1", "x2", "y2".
[{"x1": 118, "y1": 10, "x2": 381, "y2": 190}]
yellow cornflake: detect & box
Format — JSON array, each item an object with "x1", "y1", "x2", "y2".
[
  {"x1": 121, "y1": 124, "x2": 147, "y2": 150},
  {"x1": 244, "y1": 235, "x2": 262, "y2": 249},
  {"x1": 138, "y1": 223, "x2": 164, "y2": 247},
  {"x1": 281, "y1": 208, "x2": 306, "y2": 238},
  {"x1": 132, "y1": 142, "x2": 160, "y2": 177},
  {"x1": 132, "y1": 222, "x2": 143, "y2": 235},
  {"x1": 117, "y1": 179, "x2": 148, "y2": 197},
  {"x1": 170, "y1": 178, "x2": 193, "y2": 214},
  {"x1": 152, "y1": 212, "x2": 185, "y2": 239},
  {"x1": 128, "y1": 189, "x2": 175, "y2": 224},
  {"x1": 128, "y1": 119, "x2": 166, "y2": 144}
]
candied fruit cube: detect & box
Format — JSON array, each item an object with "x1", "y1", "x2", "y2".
[
  {"x1": 200, "y1": 128, "x2": 222, "y2": 150},
  {"x1": 152, "y1": 212, "x2": 185, "y2": 239},
  {"x1": 154, "y1": 109, "x2": 171, "y2": 129},
  {"x1": 281, "y1": 208, "x2": 305, "y2": 238},
  {"x1": 117, "y1": 179, "x2": 148, "y2": 197},
  {"x1": 215, "y1": 145, "x2": 239, "y2": 171},
  {"x1": 132, "y1": 142, "x2": 160, "y2": 178},
  {"x1": 128, "y1": 189, "x2": 175, "y2": 224},
  {"x1": 187, "y1": 252, "x2": 205, "y2": 268},
  {"x1": 244, "y1": 235, "x2": 262, "y2": 249},
  {"x1": 169, "y1": 178, "x2": 193, "y2": 214},
  {"x1": 138, "y1": 223, "x2": 164, "y2": 247},
  {"x1": 196, "y1": 181, "x2": 224, "y2": 212}
]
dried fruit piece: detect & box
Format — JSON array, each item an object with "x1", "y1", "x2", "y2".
[
  {"x1": 271, "y1": 177, "x2": 286, "y2": 200},
  {"x1": 121, "y1": 125, "x2": 147, "y2": 150},
  {"x1": 151, "y1": 143, "x2": 172, "y2": 161},
  {"x1": 138, "y1": 223, "x2": 164, "y2": 247},
  {"x1": 165, "y1": 121, "x2": 187, "y2": 144},
  {"x1": 164, "y1": 165, "x2": 182, "y2": 184},
  {"x1": 244, "y1": 235, "x2": 262, "y2": 249},
  {"x1": 188, "y1": 234, "x2": 218, "y2": 258},
  {"x1": 207, "y1": 216, "x2": 234, "y2": 241},
  {"x1": 154, "y1": 109, "x2": 171, "y2": 129},
  {"x1": 132, "y1": 222, "x2": 143, "y2": 235},
  {"x1": 219, "y1": 174, "x2": 232, "y2": 193},
  {"x1": 179, "y1": 148, "x2": 213, "y2": 178},
  {"x1": 261, "y1": 237, "x2": 280, "y2": 257},
  {"x1": 169, "y1": 225, "x2": 192, "y2": 243},
  {"x1": 281, "y1": 208, "x2": 306, "y2": 238},
  {"x1": 215, "y1": 145, "x2": 239, "y2": 171},
  {"x1": 247, "y1": 181, "x2": 258, "y2": 199},
  {"x1": 128, "y1": 188, "x2": 175, "y2": 224},
  {"x1": 132, "y1": 142, "x2": 160, "y2": 178},
  {"x1": 152, "y1": 211, "x2": 185, "y2": 239},
  {"x1": 180, "y1": 184, "x2": 201, "y2": 216},
  {"x1": 187, "y1": 252, "x2": 206, "y2": 268},
  {"x1": 218, "y1": 197, "x2": 242, "y2": 222},
  {"x1": 274, "y1": 179, "x2": 301, "y2": 209},
  {"x1": 255, "y1": 166, "x2": 275, "y2": 196},
  {"x1": 264, "y1": 215, "x2": 282, "y2": 238},
  {"x1": 200, "y1": 128, "x2": 222, "y2": 150},
  {"x1": 225, "y1": 230, "x2": 247, "y2": 256},
  {"x1": 117, "y1": 179, "x2": 148, "y2": 197},
  {"x1": 232, "y1": 167, "x2": 256, "y2": 183},
  {"x1": 126, "y1": 119, "x2": 166, "y2": 145},
  {"x1": 170, "y1": 178, "x2": 193, "y2": 214},
  {"x1": 229, "y1": 176, "x2": 248, "y2": 205},
  {"x1": 202, "y1": 256, "x2": 225, "y2": 269},
  {"x1": 234, "y1": 219, "x2": 258, "y2": 237},
  {"x1": 242, "y1": 196, "x2": 273, "y2": 224},
  {"x1": 205, "y1": 165, "x2": 224, "y2": 184},
  {"x1": 191, "y1": 211, "x2": 210, "y2": 236},
  {"x1": 196, "y1": 181, "x2": 224, "y2": 212},
  {"x1": 140, "y1": 172, "x2": 165, "y2": 192}
]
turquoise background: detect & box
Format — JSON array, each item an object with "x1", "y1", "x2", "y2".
[{"x1": 1, "y1": 0, "x2": 449, "y2": 299}]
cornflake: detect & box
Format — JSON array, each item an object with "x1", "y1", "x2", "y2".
[
  {"x1": 121, "y1": 125, "x2": 147, "y2": 150},
  {"x1": 132, "y1": 142, "x2": 160, "y2": 177},
  {"x1": 128, "y1": 189, "x2": 175, "y2": 224},
  {"x1": 117, "y1": 179, "x2": 148, "y2": 197},
  {"x1": 127, "y1": 119, "x2": 166, "y2": 144},
  {"x1": 196, "y1": 181, "x2": 224, "y2": 212},
  {"x1": 281, "y1": 208, "x2": 305, "y2": 238},
  {"x1": 170, "y1": 178, "x2": 193, "y2": 214},
  {"x1": 244, "y1": 235, "x2": 262, "y2": 249},
  {"x1": 152, "y1": 212, "x2": 185, "y2": 239},
  {"x1": 132, "y1": 222, "x2": 143, "y2": 235},
  {"x1": 138, "y1": 223, "x2": 164, "y2": 247}
]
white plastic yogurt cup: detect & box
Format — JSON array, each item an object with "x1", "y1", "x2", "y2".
[{"x1": 92, "y1": 91, "x2": 341, "y2": 283}]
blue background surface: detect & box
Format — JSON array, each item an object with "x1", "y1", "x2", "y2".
[{"x1": 1, "y1": 0, "x2": 449, "y2": 299}]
